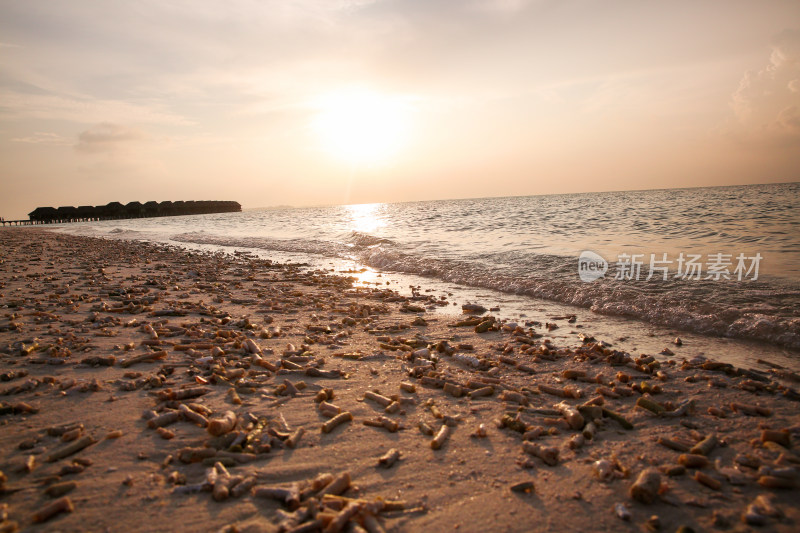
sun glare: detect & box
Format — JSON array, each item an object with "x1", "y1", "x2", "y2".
[
  {"x1": 313, "y1": 89, "x2": 412, "y2": 166},
  {"x1": 345, "y1": 202, "x2": 386, "y2": 233}
]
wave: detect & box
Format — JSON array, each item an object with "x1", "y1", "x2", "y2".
[
  {"x1": 345, "y1": 231, "x2": 397, "y2": 248},
  {"x1": 108, "y1": 228, "x2": 142, "y2": 235},
  {"x1": 361, "y1": 248, "x2": 800, "y2": 350},
  {"x1": 170, "y1": 230, "x2": 800, "y2": 351},
  {"x1": 55, "y1": 226, "x2": 145, "y2": 238},
  {"x1": 171, "y1": 232, "x2": 347, "y2": 258}
]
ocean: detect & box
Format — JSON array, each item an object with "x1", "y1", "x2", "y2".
[{"x1": 53, "y1": 182, "x2": 800, "y2": 367}]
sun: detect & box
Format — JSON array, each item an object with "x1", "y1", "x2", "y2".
[{"x1": 312, "y1": 88, "x2": 412, "y2": 166}]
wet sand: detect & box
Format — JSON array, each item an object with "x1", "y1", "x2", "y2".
[{"x1": 1, "y1": 228, "x2": 799, "y2": 532}]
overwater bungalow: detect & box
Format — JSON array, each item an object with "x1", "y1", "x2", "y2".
[{"x1": 24, "y1": 200, "x2": 241, "y2": 224}]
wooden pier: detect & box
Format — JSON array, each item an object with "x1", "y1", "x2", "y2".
[{"x1": 1, "y1": 220, "x2": 36, "y2": 227}]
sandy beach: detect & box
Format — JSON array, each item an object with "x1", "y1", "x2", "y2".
[{"x1": 1, "y1": 228, "x2": 799, "y2": 533}]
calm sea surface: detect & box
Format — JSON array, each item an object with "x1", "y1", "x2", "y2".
[{"x1": 56, "y1": 183, "x2": 800, "y2": 351}]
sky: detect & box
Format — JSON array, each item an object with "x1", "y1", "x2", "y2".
[{"x1": 1, "y1": 0, "x2": 799, "y2": 219}]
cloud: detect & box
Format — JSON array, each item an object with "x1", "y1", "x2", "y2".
[
  {"x1": 731, "y1": 28, "x2": 800, "y2": 141},
  {"x1": 0, "y1": 89, "x2": 192, "y2": 126},
  {"x1": 11, "y1": 132, "x2": 71, "y2": 145},
  {"x1": 776, "y1": 105, "x2": 800, "y2": 133},
  {"x1": 468, "y1": 0, "x2": 538, "y2": 14},
  {"x1": 75, "y1": 123, "x2": 146, "y2": 154}
]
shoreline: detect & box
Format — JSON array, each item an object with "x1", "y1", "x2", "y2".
[
  {"x1": 51, "y1": 211, "x2": 800, "y2": 356},
  {"x1": 1, "y1": 228, "x2": 799, "y2": 532},
  {"x1": 46, "y1": 222, "x2": 800, "y2": 371}
]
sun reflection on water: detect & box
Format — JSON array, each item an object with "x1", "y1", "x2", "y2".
[
  {"x1": 345, "y1": 203, "x2": 387, "y2": 234},
  {"x1": 337, "y1": 265, "x2": 385, "y2": 288},
  {"x1": 339, "y1": 203, "x2": 390, "y2": 287}
]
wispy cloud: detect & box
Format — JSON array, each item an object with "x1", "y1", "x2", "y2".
[
  {"x1": 776, "y1": 105, "x2": 800, "y2": 133},
  {"x1": 731, "y1": 28, "x2": 800, "y2": 140},
  {"x1": 0, "y1": 90, "x2": 192, "y2": 126},
  {"x1": 75, "y1": 123, "x2": 147, "y2": 154},
  {"x1": 468, "y1": 0, "x2": 538, "y2": 14},
  {"x1": 10, "y1": 131, "x2": 71, "y2": 145}
]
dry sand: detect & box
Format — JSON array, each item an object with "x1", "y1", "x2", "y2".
[{"x1": 1, "y1": 228, "x2": 799, "y2": 533}]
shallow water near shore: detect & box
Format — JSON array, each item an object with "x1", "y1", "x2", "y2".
[{"x1": 52, "y1": 182, "x2": 800, "y2": 368}]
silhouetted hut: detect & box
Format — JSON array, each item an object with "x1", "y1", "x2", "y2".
[
  {"x1": 100, "y1": 202, "x2": 125, "y2": 219},
  {"x1": 76, "y1": 205, "x2": 98, "y2": 221},
  {"x1": 28, "y1": 207, "x2": 58, "y2": 223},
  {"x1": 186, "y1": 201, "x2": 202, "y2": 215},
  {"x1": 225, "y1": 201, "x2": 242, "y2": 213},
  {"x1": 158, "y1": 201, "x2": 173, "y2": 215},
  {"x1": 172, "y1": 201, "x2": 186, "y2": 216},
  {"x1": 56, "y1": 206, "x2": 78, "y2": 222},
  {"x1": 123, "y1": 201, "x2": 143, "y2": 218},
  {"x1": 202, "y1": 201, "x2": 220, "y2": 214},
  {"x1": 142, "y1": 201, "x2": 160, "y2": 217}
]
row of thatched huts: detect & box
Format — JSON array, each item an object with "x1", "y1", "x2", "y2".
[{"x1": 27, "y1": 200, "x2": 241, "y2": 224}]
